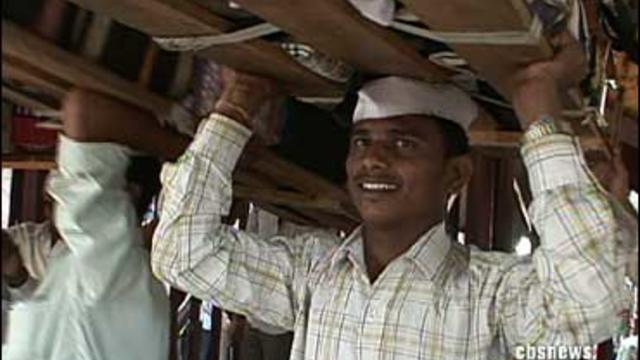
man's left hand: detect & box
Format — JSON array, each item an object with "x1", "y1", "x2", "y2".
[{"x1": 509, "y1": 31, "x2": 588, "y2": 128}]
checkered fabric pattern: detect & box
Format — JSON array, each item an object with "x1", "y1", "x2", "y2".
[{"x1": 152, "y1": 113, "x2": 633, "y2": 359}]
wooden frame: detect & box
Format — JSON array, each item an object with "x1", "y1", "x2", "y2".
[
  {"x1": 232, "y1": 0, "x2": 450, "y2": 81},
  {"x1": 64, "y1": 0, "x2": 342, "y2": 97}
]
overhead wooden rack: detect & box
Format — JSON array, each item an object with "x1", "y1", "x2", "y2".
[
  {"x1": 64, "y1": 0, "x2": 342, "y2": 97},
  {"x1": 231, "y1": 0, "x2": 450, "y2": 81},
  {"x1": 399, "y1": 0, "x2": 553, "y2": 99},
  {"x1": 1, "y1": 1, "x2": 613, "y2": 229},
  {"x1": 1, "y1": 19, "x2": 358, "y2": 230}
]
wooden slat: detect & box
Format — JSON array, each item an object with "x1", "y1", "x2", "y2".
[
  {"x1": 138, "y1": 42, "x2": 160, "y2": 87},
  {"x1": 232, "y1": 0, "x2": 449, "y2": 81},
  {"x1": 618, "y1": 116, "x2": 638, "y2": 148},
  {"x1": 65, "y1": 0, "x2": 342, "y2": 97},
  {"x1": 81, "y1": 13, "x2": 113, "y2": 60},
  {"x1": 464, "y1": 153, "x2": 497, "y2": 250},
  {"x1": 254, "y1": 202, "x2": 321, "y2": 228},
  {"x1": 235, "y1": 166, "x2": 359, "y2": 220},
  {"x1": 2, "y1": 154, "x2": 57, "y2": 170},
  {"x1": 400, "y1": 0, "x2": 552, "y2": 98},
  {"x1": 1, "y1": 21, "x2": 358, "y2": 226},
  {"x1": 2, "y1": 56, "x2": 69, "y2": 100},
  {"x1": 295, "y1": 207, "x2": 358, "y2": 232},
  {"x1": 245, "y1": 147, "x2": 356, "y2": 215},
  {"x1": 233, "y1": 184, "x2": 346, "y2": 214},
  {"x1": 1, "y1": 86, "x2": 59, "y2": 112},
  {"x1": 2, "y1": 20, "x2": 177, "y2": 117},
  {"x1": 469, "y1": 130, "x2": 606, "y2": 150}
]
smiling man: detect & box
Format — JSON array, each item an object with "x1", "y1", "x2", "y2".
[{"x1": 152, "y1": 33, "x2": 635, "y2": 359}]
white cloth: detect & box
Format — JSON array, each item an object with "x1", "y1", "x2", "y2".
[
  {"x1": 2, "y1": 222, "x2": 57, "y2": 345},
  {"x1": 2, "y1": 135, "x2": 169, "y2": 360},
  {"x1": 346, "y1": 0, "x2": 395, "y2": 26},
  {"x1": 4, "y1": 221, "x2": 55, "y2": 280},
  {"x1": 353, "y1": 76, "x2": 478, "y2": 131},
  {"x1": 616, "y1": 335, "x2": 638, "y2": 360},
  {"x1": 200, "y1": 300, "x2": 219, "y2": 331}
]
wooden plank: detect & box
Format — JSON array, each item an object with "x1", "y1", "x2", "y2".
[
  {"x1": 232, "y1": 0, "x2": 449, "y2": 81},
  {"x1": 168, "y1": 52, "x2": 193, "y2": 98},
  {"x1": 464, "y1": 153, "x2": 497, "y2": 250},
  {"x1": 235, "y1": 165, "x2": 359, "y2": 220},
  {"x1": 244, "y1": 146, "x2": 353, "y2": 206},
  {"x1": 169, "y1": 289, "x2": 187, "y2": 360},
  {"x1": 187, "y1": 297, "x2": 202, "y2": 360},
  {"x1": 2, "y1": 56, "x2": 69, "y2": 100},
  {"x1": 2, "y1": 101, "x2": 13, "y2": 154},
  {"x1": 2, "y1": 20, "x2": 178, "y2": 117},
  {"x1": 1, "y1": 21, "x2": 358, "y2": 226},
  {"x1": 138, "y1": 41, "x2": 160, "y2": 87},
  {"x1": 618, "y1": 116, "x2": 638, "y2": 148},
  {"x1": 492, "y1": 157, "x2": 527, "y2": 252},
  {"x1": 469, "y1": 130, "x2": 606, "y2": 150},
  {"x1": 64, "y1": 0, "x2": 342, "y2": 97},
  {"x1": 296, "y1": 208, "x2": 358, "y2": 232},
  {"x1": 254, "y1": 202, "x2": 321, "y2": 228},
  {"x1": 400, "y1": 0, "x2": 552, "y2": 98},
  {"x1": 2, "y1": 154, "x2": 57, "y2": 171},
  {"x1": 1, "y1": 86, "x2": 59, "y2": 112},
  {"x1": 81, "y1": 13, "x2": 113, "y2": 60},
  {"x1": 233, "y1": 184, "x2": 346, "y2": 214}
]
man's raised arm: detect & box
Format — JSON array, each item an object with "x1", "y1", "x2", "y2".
[
  {"x1": 151, "y1": 69, "x2": 337, "y2": 332},
  {"x1": 493, "y1": 32, "x2": 636, "y2": 353}
]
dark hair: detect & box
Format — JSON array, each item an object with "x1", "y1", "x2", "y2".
[
  {"x1": 433, "y1": 118, "x2": 470, "y2": 158},
  {"x1": 125, "y1": 156, "x2": 162, "y2": 221}
]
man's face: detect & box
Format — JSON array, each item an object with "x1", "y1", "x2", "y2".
[{"x1": 346, "y1": 116, "x2": 448, "y2": 227}]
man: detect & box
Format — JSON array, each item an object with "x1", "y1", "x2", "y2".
[
  {"x1": 152, "y1": 32, "x2": 636, "y2": 358},
  {"x1": 2, "y1": 89, "x2": 190, "y2": 359}
]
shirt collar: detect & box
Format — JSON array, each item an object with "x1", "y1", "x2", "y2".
[
  {"x1": 329, "y1": 222, "x2": 452, "y2": 281},
  {"x1": 403, "y1": 222, "x2": 451, "y2": 281},
  {"x1": 330, "y1": 226, "x2": 367, "y2": 275}
]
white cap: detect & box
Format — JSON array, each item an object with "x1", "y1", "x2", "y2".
[{"x1": 353, "y1": 76, "x2": 478, "y2": 132}]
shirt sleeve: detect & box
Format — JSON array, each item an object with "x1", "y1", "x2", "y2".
[
  {"x1": 46, "y1": 135, "x2": 144, "y2": 299},
  {"x1": 151, "y1": 114, "x2": 337, "y2": 332},
  {"x1": 494, "y1": 119, "x2": 634, "y2": 353}
]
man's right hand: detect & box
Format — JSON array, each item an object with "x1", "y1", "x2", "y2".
[
  {"x1": 214, "y1": 67, "x2": 283, "y2": 142},
  {"x1": 2, "y1": 230, "x2": 28, "y2": 287}
]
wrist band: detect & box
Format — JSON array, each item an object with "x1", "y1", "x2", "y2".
[{"x1": 523, "y1": 114, "x2": 574, "y2": 143}]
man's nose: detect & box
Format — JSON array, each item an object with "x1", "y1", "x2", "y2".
[{"x1": 361, "y1": 143, "x2": 391, "y2": 170}]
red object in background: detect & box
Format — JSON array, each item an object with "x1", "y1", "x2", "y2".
[{"x1": 11, "y1": 114, "x2": 58, "y2": 152}]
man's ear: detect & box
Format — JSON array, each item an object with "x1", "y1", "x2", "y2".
[{"x1": 443, "y1": 154, "x2": 473, "y2": 197}]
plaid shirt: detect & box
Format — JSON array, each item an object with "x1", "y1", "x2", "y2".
[{"x1": 152, "y1": 113, "x2": 633, "y2": 359}]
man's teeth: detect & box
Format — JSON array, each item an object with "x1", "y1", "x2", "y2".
[{"x1": 361, "y1": 183, "x2": 398, "y2": 191}]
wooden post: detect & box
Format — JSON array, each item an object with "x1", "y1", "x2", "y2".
[
  {"x1": 8, "y1": 170, "x2": 24, "y2": 226},
  {"x1": 208, "y1": 306, "x2": 222, "y2": 360},
  {"x1": 169, "y1": 289, "x2": 187, "y2": 360},
  {"x1": 31, "y1": 0, "x2": 68, "y2": 42},
  {"x1": 492, "y1": 156, "x2": 528, "y2": 253},
  {"x1": 188, "y1": 298, "x2": 202, "y2": 360},
  {"x1": 464, "y1": 153, "x2": 498, "y2": 250}
]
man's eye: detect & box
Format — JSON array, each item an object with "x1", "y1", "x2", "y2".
[
  {"x1": 395, "y1": 139, "x2": 415, "y2": 149},
  {"x1": 352, "y1": 138, "x2": 368, "y2": 148}
]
